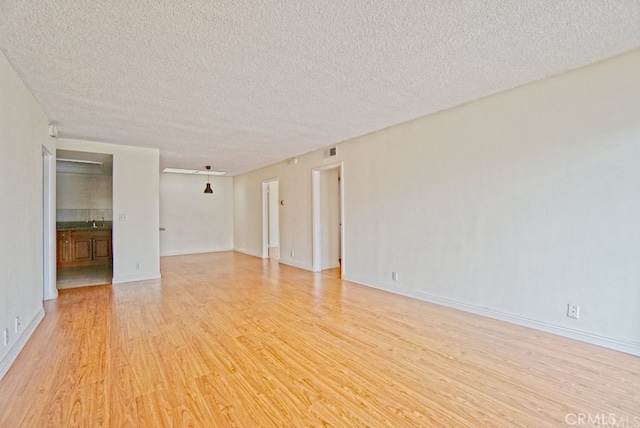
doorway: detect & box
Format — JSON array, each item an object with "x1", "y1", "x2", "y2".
[
  {"x1": 312, "y1": 163, "x2": 344, "y2": 276},
  {"x1": 55, "y1": 150, "x2": 114, "y2": 288},
  {"x1": 262, "y1": 178, "x2": 280, "y2": 260}
]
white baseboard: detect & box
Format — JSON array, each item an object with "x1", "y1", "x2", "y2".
[
  {"x1": 0, "y1": 307, "x2": 45, "y2": 381},
  {"x1": 321, "y1": 263, "x2": 341, "y2": 270},
  {"x1": 278, "y1": 259, "x2": 313, "y2": 271},
  {"x1": 233, "y1": 248, "x2": 264, "y2": 258},
  {"x1": 160, "y1": 247, "x2": 233, "y2": 257},
  {"x1": 232, "y1": 249, "x2": 313, "y2": 271},
  {"x1": 112, "y1": 272, "x2": 161, "y2": 284},
  {"x1": 344, "y1": 275, "x2": 640, "y2": 357}
]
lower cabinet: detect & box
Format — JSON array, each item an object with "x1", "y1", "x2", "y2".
[
  {"x1": 93, "y1": 236, "x2": 112, "y2": 261},
  {"x1": 73, "y1": 238, "x2": 93, "y2": 262},
  {"x1": 57, "y1": 231, "x2": 73, "y2": 264},
  {"x1": 57, "y1": 230, "x2": 112, "y2": 267}
]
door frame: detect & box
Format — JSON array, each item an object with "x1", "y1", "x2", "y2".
[
  {"x1": 42, "y1": 146, "x2": 57, "y2": 300},
  {"x1": 261, "y1": 177, "x2": 280, "y2": 259},
  {"x1": 311, "y1": 162, "x2": 344, "y2": 275}
]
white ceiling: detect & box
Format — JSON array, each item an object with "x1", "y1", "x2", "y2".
[{"x1": 1, "y1": 1, "x2": 640, "y2": 176}]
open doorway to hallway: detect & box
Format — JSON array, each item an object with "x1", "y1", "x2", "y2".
[
  {"x1": 262, "y1": 178, "x2": 280, "y2": 260},
  {"x1": 312, "y1": 163, "x2": 344, "y2": 277}
]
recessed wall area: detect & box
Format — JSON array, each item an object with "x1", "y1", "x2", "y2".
[
  {"x1": 159, "y1": 172, "x2": 234, "y2": 257},
  {"x1": 55, "y1": 150, "x2": 113, "y2": 288}
]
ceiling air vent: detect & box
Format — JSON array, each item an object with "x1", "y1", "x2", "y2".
[{"x1": 324, "y1": 147, "x2": 337, "y2": 158}]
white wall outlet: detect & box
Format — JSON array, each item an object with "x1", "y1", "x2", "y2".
[
  {"x1": 567, "y1": 304, "x2": 580, "y2": 319},
  {"x1": 14, "y1": 316, "x2": 20, "y2": 334},
  {"x1": 135, "y1": 262, "x2": 141, "y2": 270},
  {"x1": 3, "y1": 328, "x2": 8, "y2": 346},
  {"x1": 119, "y1": 213, "x2": 128, "y2": 221},
  {"x1": 392, "y1": 271, "x2": 399, "y2": 281},
  {"x1": 290, "y1": 251, "x2": 295, "y2": 258}
]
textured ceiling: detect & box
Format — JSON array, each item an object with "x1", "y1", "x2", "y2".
[{"x1": 1, "y1": 1, "x2": 640, "y2": 175}]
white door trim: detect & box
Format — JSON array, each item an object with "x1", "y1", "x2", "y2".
[
  {"x1": 311, "y1": 162, "x2": 344, "y2": 274},
  {"x1": 261, "y1": 177, "x2": 279, "y2": 259},
  {"x1": 42, "y1": 146, "x2": 57, "y2": 300}
]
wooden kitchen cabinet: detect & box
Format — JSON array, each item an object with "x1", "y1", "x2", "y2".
[
  {"x1": 92, "y1": 235, "x2": 112, "y2": 260},
  {"x1": 57, "y1": 229, "x2": 112, "y2": 267},
  {"x1": 73, "y1": 238, "x2": 93, "y2": 262},
  {"x1": 57, "y1": 231, "x2": 73, "y2": 265}
]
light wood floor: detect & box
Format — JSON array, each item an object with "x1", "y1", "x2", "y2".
[
  {"x1": 321, "y1": 267, "x2": 341, "y2": 279},
  {"x1": 1, "y1": 252, "x2": 638, "y2": 426}
]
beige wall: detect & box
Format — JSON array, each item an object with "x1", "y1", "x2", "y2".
[
  {"x1": 159, "y1": 173, "x2": 233, "y2": 256},
  {"x1": 235, "y1": 154, "x2": 336, "y2": 267},
  {"x1": 234, "y1": 50, "x2": 640, "y2": 355},
  {"x1": 0, "y1": 53, "x2": 55, "y2": 377}
]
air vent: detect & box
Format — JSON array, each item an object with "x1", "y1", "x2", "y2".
[{"x1": 324, "y1": 147, "x2": 337, "y2": 158}]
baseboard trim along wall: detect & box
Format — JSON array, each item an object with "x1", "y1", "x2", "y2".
[
  {"x1": 345, "y1": 275, "x2": 640, "y2": 357},
  {"x1": 232, "y1": 249, "x2": 314, "y2": 272},
  {"x1": 0, "y1": 307, "x2": 44, "y2": 381},
  {"x1": 233, "y1": 248, "x2": 264, "y2": 259},
  {"x1": 278, "y1": 259, "x2": 313, "y2": 271},
  {"x1": 112, "y1": 272, "x2": 161, "y2": 284},
  {"x1": 160, "y1": 247, "x2": 233, "y2": 257}
]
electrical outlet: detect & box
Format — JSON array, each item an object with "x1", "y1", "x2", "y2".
[
  {"x1": 290, "y1": 251, "x2": 295, "y2": 258},
  {"x1": 3, "y1": 328, "x2": 8, "y2": 346},
  {"x1": 135, "y1": 262, "x2": 141, "y2": 270},
  {"x1": 567, "y1": 304, "x2": 580, "y2": 319},
  {"x1": 392, "y1": 271, "x2": 400, "y2": 281},
  {"x1": 14, "y1": 316, "x2": 20, "y2": 334}
]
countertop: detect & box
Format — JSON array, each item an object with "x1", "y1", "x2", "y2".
[{"x1": 57, "y1": 221, "x2": 113, "y2": 231}]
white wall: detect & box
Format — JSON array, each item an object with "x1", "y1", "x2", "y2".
[
  {"x1": 56, "y1": 139, "x2": 161, "y2": 284},
  {"x1": 234, "y1": 50, "x2": 640, "y2": 355},
  {"x1": 159, "y1": 173, "x2": 233, "y2": 256},
  {"x1": 56, "y1": 172, "x2": 112, "y2": 211},
  {"x1": 235, "y1": 154, "x2": 334, "y2": 267},
  {"x1": 0, "y1": 53, "x2": 54, "y2": 378}
]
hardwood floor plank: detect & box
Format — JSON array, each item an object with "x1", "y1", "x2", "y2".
[{"x1": 0, "y1": 251, "x2": 638, "y2": 426}]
